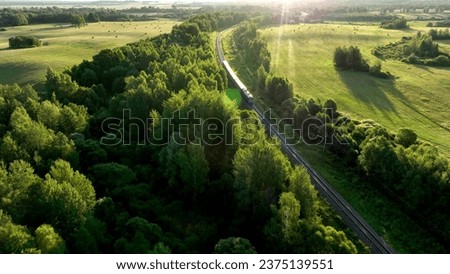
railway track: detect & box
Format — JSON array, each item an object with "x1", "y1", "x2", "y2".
[{"x1": 216, "y1": 30, "x2": 395, "y2": 254}]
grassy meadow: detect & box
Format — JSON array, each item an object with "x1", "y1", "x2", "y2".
[
  {"x1": 0, "y1": 20, "x2": 177, "y2": 85},
  {"x1": 261, "y1": 21, "x2": 450, "y2": 156}
]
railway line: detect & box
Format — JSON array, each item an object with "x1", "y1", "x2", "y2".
[{"x1": 216, "y1": 30, "x2": 395, "y2": 254}]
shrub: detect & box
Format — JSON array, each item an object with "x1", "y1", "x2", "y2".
[
  {"x1": 333, "y1": 46, "x2": 369, "y2": 72},
  {"x1": 381, "y1": 18, "x2": 408, "y2": 29},
  {"x1": 425, "y1": 55, "x2": 450, "y2": 67}
]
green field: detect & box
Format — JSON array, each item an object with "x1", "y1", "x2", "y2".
[
  {"x1": 261, "y1": 21, "x2": 450, "y2": 156},
  {"x1": 0, "y1": 20, "x2": 177, "y2": 85}
]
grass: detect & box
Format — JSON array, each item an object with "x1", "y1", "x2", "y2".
[
  {"x1": 261, "y1": 21, "x2": 450, "y2": 157},
  {"x1": 0, "y1": 20, "x2": 177, "y2": 85},
  {"x1": 223, "y1": 21, "x2": 450, "y2": 253},
  {"x1": 225, "y1": 88, "x2": 242, "y2": 107}
]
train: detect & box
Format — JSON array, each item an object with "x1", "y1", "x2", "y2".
[{"x1": 222, "y1": 60, "x2": 254, "y2": 104}]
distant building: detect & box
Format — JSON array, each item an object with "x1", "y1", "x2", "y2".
[{"x1": 429, "y1": 8, "x2": 437, "y2": 14}]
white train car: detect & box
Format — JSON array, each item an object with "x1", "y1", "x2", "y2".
[{"x1": 222, "y1": 60, "x2": 253, "y2": 104}]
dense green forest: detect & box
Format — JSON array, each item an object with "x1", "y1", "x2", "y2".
[
  {"x1": 8, "y1": 35, "x2": 42, "y2": 49},
  {"x1": 0, "y1": 12, "x2": 360, "y2": 254}
]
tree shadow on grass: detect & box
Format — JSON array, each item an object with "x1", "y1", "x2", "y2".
[
  {"x1": 0, "y1": 62, "x2": 44, "y2": 85},
  {"x1": 337, "y1": 70, "x2": 409, "y2": 118},
  {"x1": 338, "y1": 69, "x2": 450, "y2": 133}
]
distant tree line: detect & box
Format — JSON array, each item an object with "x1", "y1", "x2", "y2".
[
  {"x1": 427, "y1": 21, "x2": 450, "y2": 27},
  {"x1": 0, "y1": 6, "x2": 262, "y2": 28},
  {"x1": 334, "y1": 46, "x2": 369, "y2": 72},
  {"x1": 324, "y1": 13, "x2": 397, "y2": 22},
  {"x1": 0, "y1": 7, "x2": 146, "y2": 27},
  {"x1": 8, "y1": 36, "x2": 42, "y2": 49},
  {"x1": 232, "y1": 20, "x2": 271, "y2": 72}
]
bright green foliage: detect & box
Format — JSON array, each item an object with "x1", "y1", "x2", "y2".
[
  {"x1": 29, "y1": 177, "x2": 90, "y2": 237},
  {"x1": 255, "y1": 65, "x2": 268, "y2": 92},
  {"x1": 374, "y1": 33, "x2": 448, "y2": 66},
  {"x1": 395, "y1": 128, "x2": 417, "y2": 148},
  {"x1": 0, "y1": 160, "x2": 41, "y2": 222},
  {"x1": 121, "y1": 71, "x2": 171, "y2": 117},
  {"x1": 304, "y1": 222, "x2": 358, "y2": 254},
  {"x1": 380, "y1": 18, "x2": 408, "y2": 29},
  {"x1": 46, "y1": 68, "x2": 79, "y2": 101},
  {"x1": 49, "y1": 159, "x2": 96, "y2": 210},
  {"x1": 0, "y1": 106, "x2": 77, "y2": 171},
  {"x1": 0, "y1": 84, "x2": 39, "y2": 127},
  {"x1": 161, "y1": 87, "x2": 240, "y2": 174},
  {"x1": 264, "y1": 75, "x2": 294, "y2": 105},
  {"x1": 36, "y1": 101, "x2": 89, "y2": 135},
  {"x1": 214, "y1": 237, "x2": 257, "y2": 254},
  {"x1": 233, "y1": 141, "x2": 290, "y2": 219},
  {"x1": 35, "y1": 224, "x2": 66, "y2": 254},
  {"x1": 358, "y1": 136, "x2": 397, "y2": 181},
  {"x1": 21, "y1": 160, "x2": 96, "y2": 236},
  {"x1": 0, "y1": 210, "x2": 35, "y2": 253},
  {"x1": 289, "y1": 166, "x2": 318, "y2": 220},
  {"x1": 232, "y1": 21, "x2": 271, "y2": 72},
  {"x1": 278, "y1": 192, "x2": 301, "y2": 245}
]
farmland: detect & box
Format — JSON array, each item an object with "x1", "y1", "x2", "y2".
[
  {"x1": 262, "y1": 22, "x2": 450, "y2": 156},
  {"x1": 0, "y1": 20, "x2": 176, "y2": 85}
]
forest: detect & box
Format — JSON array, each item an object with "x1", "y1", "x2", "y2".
[{"x1": 0, "y1": 12, "x2": 360, "y2": 254}]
